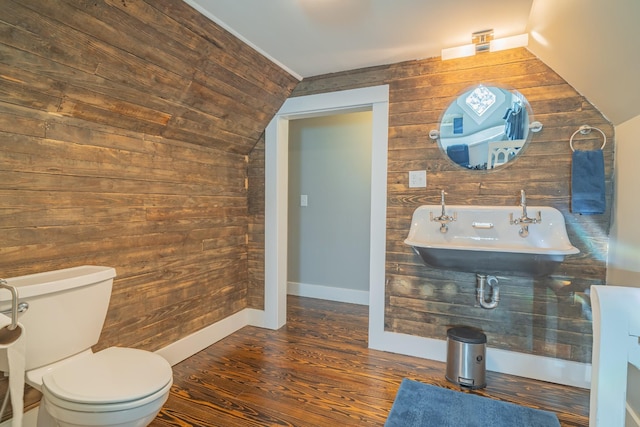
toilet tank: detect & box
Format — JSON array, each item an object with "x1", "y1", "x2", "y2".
[{"x1": 0, "y1": 265, "x2": 116, "y2": 371}]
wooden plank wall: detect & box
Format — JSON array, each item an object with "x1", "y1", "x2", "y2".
[
  {"x1": 278, "y1": 49, "x2": 614, "y2": 364},
  {"x1": 0, "y1": 0, "x2": 298, "y2": 359}
]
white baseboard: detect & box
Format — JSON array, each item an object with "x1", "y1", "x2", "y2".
[
  {"x1": 486, "y1": 346, "x2": 591, "y2": 389},
  {"x1": 155, "y1": 308, "x2": 266, "y2": 366},
  {"x1": 368, "y1": 330, "x2": 592, "y2": 389},
  {"x1": 287, "y1": 281, "x2": 369, "y2": 305}
]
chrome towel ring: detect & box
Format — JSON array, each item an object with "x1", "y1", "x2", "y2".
[{"x1": 570, "y1": 125, "x2": 606, "y2": 152}]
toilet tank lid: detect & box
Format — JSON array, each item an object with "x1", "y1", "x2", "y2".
[
  {"x1": 42, "y1": 347, "x2": 173, "y2": 404},
  {"x1": 2, "y1": 266, "x2": 116, "y2": 300}
]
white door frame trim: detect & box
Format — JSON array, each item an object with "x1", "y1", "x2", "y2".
[{"x1": 263, "y1": 85, "x2": 390, "y2": 339}]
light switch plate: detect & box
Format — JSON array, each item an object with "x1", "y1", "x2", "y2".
[
  {"x1": 300, "y1": 194, "x2": 308, "y2": 206},
  {"x1": 409, "y1": 170, "x2": 427, "y2": 188}
]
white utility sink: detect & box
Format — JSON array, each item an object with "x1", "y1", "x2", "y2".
[{"x1": 404, "y1": 205, "x2": 579, "y2": 277}]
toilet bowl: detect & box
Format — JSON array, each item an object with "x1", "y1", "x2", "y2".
[
  {"x1": 0, "y1": 266, "x2": 174, "y2": 427},
  {"x1": 33, "y1": 347, "x2": 173, "y2": 427}
]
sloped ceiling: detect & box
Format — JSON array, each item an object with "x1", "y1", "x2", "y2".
[
  {"x1": 186, "y1": 0, "x2": 640, "y2": 126},
  {"x1": 526, "y1": 0, "x2": 640, "y2": 126}
]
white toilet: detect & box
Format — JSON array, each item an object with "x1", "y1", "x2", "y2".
[{"x1": 0, "y1": 266, "x2": 173, "y2": 427}]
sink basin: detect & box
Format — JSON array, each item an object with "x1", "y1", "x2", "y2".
[{"x1": 404, "y1": 205, "x2": 579, "y2": 277}]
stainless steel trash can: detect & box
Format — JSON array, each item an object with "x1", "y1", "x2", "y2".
[{"x1": 445, "y1": 326, "x2": 486, "y2": 389}]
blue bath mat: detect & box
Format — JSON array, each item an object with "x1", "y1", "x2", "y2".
[{"x1": 385, "y1": 379, "x2": 560, "y2": 427}]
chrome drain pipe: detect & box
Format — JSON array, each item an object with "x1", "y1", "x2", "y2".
[{"x1": 476, "y1": 274, "x2": 500, "y2": 309}]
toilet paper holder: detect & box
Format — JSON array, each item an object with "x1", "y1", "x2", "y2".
[{"x1": 0, "y1": 279, "x2": 20, "y2": 331}]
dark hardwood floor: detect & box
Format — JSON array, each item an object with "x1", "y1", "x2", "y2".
[{"x1": 150, "y1": 296, "x2": 590, "y2": 426}]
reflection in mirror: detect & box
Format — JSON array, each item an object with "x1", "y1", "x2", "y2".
[{"x1": 439, "y1": 85, "x2": 530, "y2": 170}]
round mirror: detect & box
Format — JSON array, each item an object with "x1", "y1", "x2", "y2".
[{"x1": 438, "y1": 84, "x2": 532, "y2": 170}]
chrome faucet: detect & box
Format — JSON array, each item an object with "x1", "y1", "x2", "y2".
[
  {"x1": 509, "y1": 189, "x2": 541, "y2": 237},
  {"x1": 430, "y1": 189, "x2": 457, "y2": 233}
]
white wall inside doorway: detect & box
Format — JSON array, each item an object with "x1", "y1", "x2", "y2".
[{"x1": 287, "y1": 112, "x2": 373, "y2": 305}]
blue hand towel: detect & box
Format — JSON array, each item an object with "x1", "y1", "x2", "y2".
[{"x1": 571, "y1": 149, "x2": 605, "y2": 214}]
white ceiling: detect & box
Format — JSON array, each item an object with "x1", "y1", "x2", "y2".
[{"x1": 185, "y1": 0, "x2": 640, "y2": 126}]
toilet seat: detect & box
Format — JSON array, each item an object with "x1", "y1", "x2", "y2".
[{"x1": 42, "y1": 347, "x2": 173, "y2": 412}]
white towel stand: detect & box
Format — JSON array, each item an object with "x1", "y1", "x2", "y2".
[{"x1": 590, "y1": 285, "x2": 640, "y2": 427}]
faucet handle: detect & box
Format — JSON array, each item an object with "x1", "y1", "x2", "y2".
[{"x1": 534, "y1": 210, "x2": 542, "y2": 223}]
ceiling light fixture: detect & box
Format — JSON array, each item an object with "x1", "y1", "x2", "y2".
[{"x1": 441, "y1": 30, "x2": 528, "y2": 61}]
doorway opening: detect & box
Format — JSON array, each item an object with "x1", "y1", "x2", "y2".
[
  {"x1": 264, "y1": 85, "x2": 389, "y2": 347},
  {"x1": 287, "y1": 111, "x2": 372, "y2": 305}
]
